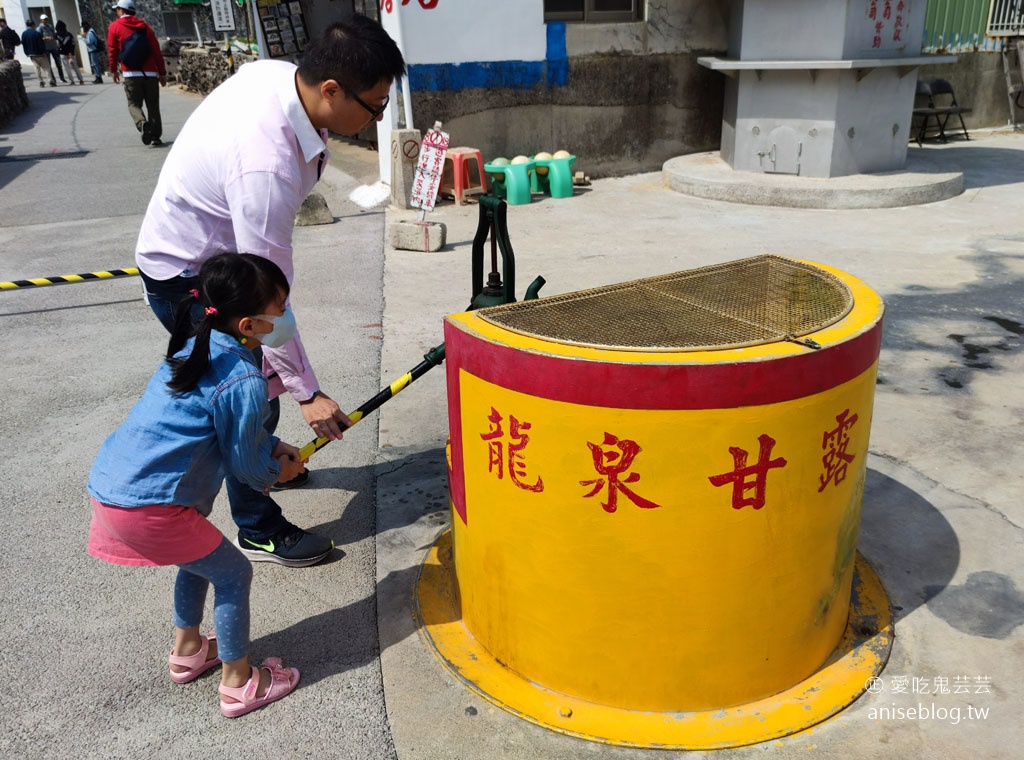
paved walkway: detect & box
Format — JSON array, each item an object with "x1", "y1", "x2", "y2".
[{"x1": 1, "y1": 68, "x2": 1022, "y2": 759}]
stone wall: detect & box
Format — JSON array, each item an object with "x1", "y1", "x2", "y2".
[
  {"x1": 177, "y1": 45, "x2": 256, "y2": 95},
  {"x1": 412, "y1": 51, "x2": 725, "y2": 178},
  {"x1": 0, "y1": 61, "x2": 30, "y2": 129}
]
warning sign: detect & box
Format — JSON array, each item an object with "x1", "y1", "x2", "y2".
[{"x1": 410, "y1": 122, "x2": 449, "y2": 213}]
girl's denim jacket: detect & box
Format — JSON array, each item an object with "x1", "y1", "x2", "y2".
[{"x1": 87, "y1": 331, "x2": 282, "y2": 515}]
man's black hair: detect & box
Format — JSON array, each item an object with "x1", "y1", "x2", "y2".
[{"x1": 297, "y1": 15, "x2": 406, "y2": 93}]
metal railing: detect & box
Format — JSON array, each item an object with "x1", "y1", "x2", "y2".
[{"x1": 988, "y1": 0, "x2": 1024, "y2": 35}]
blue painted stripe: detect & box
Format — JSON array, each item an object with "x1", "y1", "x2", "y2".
[
  {"x1": 407, "y1": 22, "x2": 568, "y2": 92},
  {"x1": 546, "y1": 21, "x2": 568, "y2": 88}
]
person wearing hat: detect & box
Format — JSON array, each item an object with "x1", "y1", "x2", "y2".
[
  {"x1": 38, "y1": 14, "x2": 67, "y2": 83},
  {"x1": 21, "y1": 19, "x2": 56, "y2": 87},
  {"x1": 108, "y1": 0, "x2": 167, "y2": 145}
]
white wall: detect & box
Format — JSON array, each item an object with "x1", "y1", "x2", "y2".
[{"x1": 381, "y1": 0, "x2": 546, "y2": 65}]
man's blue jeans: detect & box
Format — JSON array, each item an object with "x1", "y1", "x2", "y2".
[{"x1": 140, "y1": 270, "x2": 291, "y2": 542}]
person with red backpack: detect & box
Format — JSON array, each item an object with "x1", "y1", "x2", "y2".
[{"x1": 107, "y1": 0, "x2": 167, "y2": 145}]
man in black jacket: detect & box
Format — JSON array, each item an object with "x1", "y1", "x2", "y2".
[
  {"x1": 21, "y1": 20, "x2": 56, "y2": 87},
  {"x1": 0, "y1": 18, "x2": 21, "y2": 61}
]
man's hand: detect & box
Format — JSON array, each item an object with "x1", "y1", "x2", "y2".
[
  {"x1": 299, "y1": 391, "x2": 352, "y2": 441},
  {"x1": 159, "y1": 74, "x2": 166, "y2": 86},
  {"x1": 112, "y1": 71, "x2": 120, "y2": 84},
  {"x1": 272, "y1": 440, "x2": 306, "y2": 483}
]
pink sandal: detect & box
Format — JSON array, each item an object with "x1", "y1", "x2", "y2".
[
  {"x1": 168, "y1": 633, "x2": 221, "y2": 684},
  {"x1": 219, "y1": 659, "x2": 300, "y2": 718}
]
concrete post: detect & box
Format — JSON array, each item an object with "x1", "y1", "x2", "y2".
[{"x1": 390, "y1": 128, "x2": 421, "y2": 209}]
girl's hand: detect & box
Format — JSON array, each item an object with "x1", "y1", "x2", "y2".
[{"x1": 272, "y1": 441, "x2": 306, "y2": 483}]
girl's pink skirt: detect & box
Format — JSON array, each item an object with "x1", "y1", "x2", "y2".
[{"x1": 88, "y1": 497, "x2": 223, "y2": 567}]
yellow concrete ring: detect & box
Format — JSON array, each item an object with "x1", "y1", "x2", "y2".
[{"x1": 417, "y1": 529, "x2": 892, "y2": 750}]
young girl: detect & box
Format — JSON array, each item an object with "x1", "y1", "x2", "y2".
[{"x1": 88, "y1": 253, "x2": 304, "y2": 718}]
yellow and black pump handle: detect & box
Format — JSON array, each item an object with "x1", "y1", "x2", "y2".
[{"x1": 297, "y1": 343, "x2": 447, "y2": 461}]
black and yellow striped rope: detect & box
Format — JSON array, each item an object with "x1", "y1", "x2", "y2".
[
  {"x1": 1, "y1": 267, "x2": 140, "y2": 291},
  {"x1": 299, "y1": 343, "x2": 446, "y2": 461}
]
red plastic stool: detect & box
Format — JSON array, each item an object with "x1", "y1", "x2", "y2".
[{"x1": 440, "y1": 147, "x2": 488, "y2": 205}]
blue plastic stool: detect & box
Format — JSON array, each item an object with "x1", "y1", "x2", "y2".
[
  {"x1": 530, "y1": 155, "x2": 576, "y2": 198},
  {"x1": 484, "y1": 161, "x2": 534, "y2": 205}
]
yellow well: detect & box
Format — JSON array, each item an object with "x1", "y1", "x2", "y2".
[{"x1": 418, "y1": 257, "x2": 893, "y2": 748}]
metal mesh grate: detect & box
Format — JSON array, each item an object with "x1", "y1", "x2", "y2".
[{"x1": 477, "y1": 255, "x2": 854, "y2": 352}]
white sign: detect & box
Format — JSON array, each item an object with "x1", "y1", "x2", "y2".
[
  {"x1": 410, "y1": 122, "x2": 450, "y2": 213},
  {"x1": 211, "y1": 0, "x2": 236, "y2": 32}
]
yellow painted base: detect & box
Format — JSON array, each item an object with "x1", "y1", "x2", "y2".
[{"x1": 416, "y1": 529, "x2": 893, "y2": 750}]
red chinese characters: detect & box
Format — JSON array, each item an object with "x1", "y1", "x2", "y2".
[
  {"x1": 708, "y1": 434, "x2": 788, "y2": 510},
  {"x1": 818, "y1": 409, "x2": 859, "y2": 492},
  {"x1": 580, "y1": 432, "x2": 661, "y2": 513},
  {"x1": 384, "y1": 0, "x2": 440, "y2": 13},
  {"x1": 893, "y1": 0, "x2": 906, "y2": 42},
  {"x1": 480, "y1": 407, "x2": 544, "y2": 492}
]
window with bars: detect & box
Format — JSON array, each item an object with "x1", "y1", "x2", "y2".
[
  {"x1": 988, "y1": 0, "x2": 1024, "y2": 35},
  {"x1": 544, "y1": 0, "x2": 643, "y2": 23},
  {"x1": 163, "y1": 11, "x2": 196, "y2": 39}
]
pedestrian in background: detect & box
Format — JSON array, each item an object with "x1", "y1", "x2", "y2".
[
  {"x1": 21, "y1": 19, "x2": 56, "y2": 87},
  {"x1": 38, "y1": 14, "x2": 66, "y2": 83},
  {"x1": 56, "y1": 20, "x2": 85, "y2": 85},
  {"x1": 0, "y1": 18, "x2": 21, "y2": 61},
  {"x1": 107, "y1": 0, "x2": 166, "y2": 145},
  {"x1": 81, "y1": 22, "x2": 104, "y2": 83}
]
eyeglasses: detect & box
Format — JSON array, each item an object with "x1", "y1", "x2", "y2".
[{"x1": 348, "y1": 89, "x2": 389, "y2": 120}]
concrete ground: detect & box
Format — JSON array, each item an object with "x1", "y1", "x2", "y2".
[{"x1": 1, "y1": 70, "x2": 1022, "y2": 759}]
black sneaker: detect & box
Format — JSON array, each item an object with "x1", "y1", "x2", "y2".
[
  {"x1": 151, "y1": 138, "x2": 163, "y2": 147},
  {"x1": 269, "y1": 468, "x2": 310, "y2": 492},
  {"x1": 237, "y1": 527, "x2": 333, "y2": 567},
  {"x1": 141, "y1": 121, "x2": 153, "y2": 145}
]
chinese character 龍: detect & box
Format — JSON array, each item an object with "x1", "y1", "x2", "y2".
[{"x1": 480, "y1": 407, "x2": 544, "y2": 492}]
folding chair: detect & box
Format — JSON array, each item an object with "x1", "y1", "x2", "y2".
[
  {"x1": 911, "y1": 79, "x2": 942, "y2": 145},
  {"x1": 927, "y1": 78, "x2": 971, "y2": 142},
  {"x1": 912, "y1": 78, "x2": 972, "y2": 145}
]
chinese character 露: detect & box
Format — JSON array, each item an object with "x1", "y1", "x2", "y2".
[
  {"x1": 819, "y1": 408, "x2": 859, "y2": 492},
  {"x1": 708, "y1": 434, "x2": 788, "y2": 510},
  {"x1": 580, "y1": 432, "x2": 661, "y2": 513},
  {"x1": 480, "y1": 407, "x2": 544, "y2": 492}
]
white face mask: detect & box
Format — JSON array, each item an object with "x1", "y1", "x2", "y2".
[{"x1": 250, "y1": 307, "x2": 296, "y2": 348}]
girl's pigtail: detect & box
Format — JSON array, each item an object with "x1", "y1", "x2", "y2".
[
  {"x1": 167, "y1": 289, "x2": 200, "y2": 359},
  {"x1": 167, "y1": 291, "x2": 215, "y2": 394}
]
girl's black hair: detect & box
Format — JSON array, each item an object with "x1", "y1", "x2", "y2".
[{"x1": 166, "y1": 253, "x2": 289, "y2": 394}]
